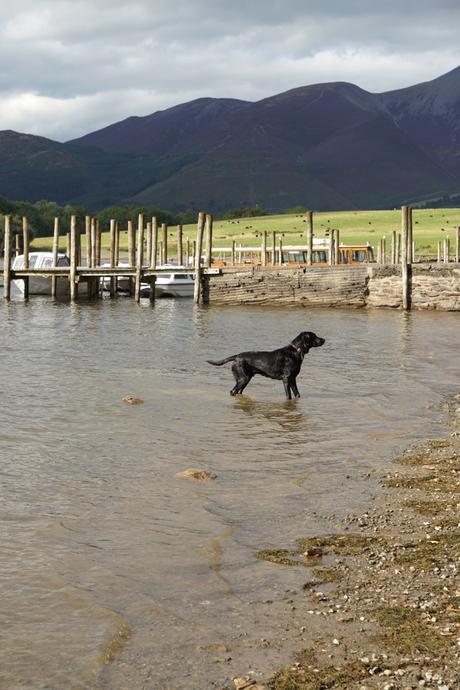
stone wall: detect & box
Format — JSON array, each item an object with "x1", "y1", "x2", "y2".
[{"x1": 204, "y1": 264, "x2": 460, "y2": 310}]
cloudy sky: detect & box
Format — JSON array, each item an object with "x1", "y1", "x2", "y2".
[{"x1": 1, "y1": 0, "x2": 459, "y2": 141}]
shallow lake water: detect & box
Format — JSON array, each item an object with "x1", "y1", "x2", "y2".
[{"x1": 0, "y1": 295, "x2": 458, "y2": 689}]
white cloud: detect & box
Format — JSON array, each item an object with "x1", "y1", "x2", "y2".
[{"x1": 0, "y1": 0, "x2": 459, "y2": 140}]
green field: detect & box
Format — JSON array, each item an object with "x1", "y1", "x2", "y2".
[{"x1": 31, "y1": 208, "x2": 460, "y2": 256}]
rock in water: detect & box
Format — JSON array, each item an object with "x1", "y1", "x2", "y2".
[
  {"x1": 121, "y1": 395, "x2": 143, "y2": 405},
  {"x1": 177, "y1": 469, "x2": 217, "y2": 481}
]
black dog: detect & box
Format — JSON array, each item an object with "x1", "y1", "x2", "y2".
[{"x1": 207, "y1": 331, "x2": 325, "y2": 399}]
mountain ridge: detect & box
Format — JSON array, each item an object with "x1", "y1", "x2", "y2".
[{"x1": 1, "y1": 67, "x2": 460, "y2": 212}]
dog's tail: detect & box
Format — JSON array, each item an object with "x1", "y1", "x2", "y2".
[{"x1": 207, "y1": 355, "x2": 236, "y2": 366}]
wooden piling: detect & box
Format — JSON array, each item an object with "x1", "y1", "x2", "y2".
[
  {"x1": 231, "y1": 240, "x2": 236, "y2": 266},
  {"x1": 177, "y1": 224, "x2": 183, "y2": 266},
  {"x1": 51, "y1": 217, "x2": 60, "y2": 298},
  {"x1": 261, "y1": 230, "x2": 267, "y2": 267},
  {"x1": 109, "y1": 219, "x2": 116, "y2": 297},
  {"x1": 437, "y1": 240, "x2": 442, "y2": 264},
  {"x1": 115, "y1": 221, "x2": 120, "y2": 268},
  {"x1": 151, "y1": 218, "x2": 158, "y2": 269},
  {"x1": 381, "y1": 236, "x2": 386, "y2": 264},
  {"x1": 407, "y1": 207, "x2": 413, "y2": 264},
  {"x1": 146, "y1": 222, "x2": 152, "y2": 268},
  {"x1": 85, "y1": 216, "x2": 91, "y2": 268},
  {"x1": 271, "y1": 231, "x2": 276, "y2": 266},
  {"x1": 328, "y1": 231, "x2": 334, "y2": 266},
  {"x1": 127, "y1": 220, "x2": 135, "y2": 267},
  {"x1": 15, "y1": 233, "x2": 21, "y2": 256},
  {"x1": 401, "y1": 206, "x2": 411, "y2": 310},
  {"x1": 194, "y1": 212, "x2": 206, "y2": 304},
  {"x1": 95, "y1": 220, "x2": 101, "y2": 268},
  {"x1": 90, "y1": 218, "x2": 96, "y2": 268},
  {"x1": 306, "y1": 211, "x2": 313, "y2": 266},
  {"x1": 3, "y1": 215, "x2": 12, "y2": 300},
  {"x1": 391, "y1": 231, "x2": 397, "y2": 264},
  {"x1": 134, "y1": 214, "x2": 144, "y2": 303},
  {"x1": 69, "y1": 216, "x2": 78, "y2": 301},
  {"x1": 443, "y1": 237, "x2": 449, "y2": 264},
  {"x1": 22, "y1": 216, "x2": 30, "y2": 299},
  {"x1": 335, "y1": 230, "x2": 340, "y2": 264},
  {"x1": 456, "y1": 227, "x2": 460, "y2": 263},
  {"x1": 204, "y1": 214, "x2": 213, "y2": 268},
  {"x1": 161, "y1": 223, "x2": 168, "y2": 265}
]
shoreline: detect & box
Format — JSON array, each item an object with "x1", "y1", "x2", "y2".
[{"x1": 240, "y1": 396, "x2": 460, "y2": 690}]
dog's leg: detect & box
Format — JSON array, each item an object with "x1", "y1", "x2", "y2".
[
  {"x1": 289, "y1": 376, "x2": 300, "y2": 398},
  {"x1": 283, "y1": 379, "x2": 292, "y2": 400},
  {"x1": 230, "y1": 363, "x2": 241, "y2": 396},
  {"x1": 236, "y1": 374, "x2": 253, "y2": 394}
]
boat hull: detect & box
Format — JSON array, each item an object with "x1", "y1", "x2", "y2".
[{"x1": 12, "y1": 277, "x2": 88, "y2": 297}]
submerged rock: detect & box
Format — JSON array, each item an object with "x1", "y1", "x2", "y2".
[
  {"x1": 177, "y1": 469, "x2": 217, "y2": 481},
  {"x1": 121, "y1": 395, "x2": 143, "y2": 405}
]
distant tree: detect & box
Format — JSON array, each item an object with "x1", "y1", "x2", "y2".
[{"x1": 219, "y1": 206, "x2": 267, "y2": 220}]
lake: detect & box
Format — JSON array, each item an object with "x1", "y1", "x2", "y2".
[{"x1": 0, "y1": 296, "x2": 458, "y2": 689}]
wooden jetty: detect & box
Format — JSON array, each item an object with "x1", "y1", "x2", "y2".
[{"x1": 2, "y1": 207, "x2": 460, "y2": 310}]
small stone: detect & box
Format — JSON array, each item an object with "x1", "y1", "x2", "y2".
[
  {"x1": 233, "y1": 677, "x2": 256, "y2": 689},
  {"x1": 177, "y1": 469, "x2": 217, "y2": 481},
  {"x1": 121, "y1": 394, "x2": 143, "y2": 405},
  {"x1": 332, "y1": 638, "x2": 340, "y2": 645}
]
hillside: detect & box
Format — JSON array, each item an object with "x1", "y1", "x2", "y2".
[{"x1": 1, "y1": 67, "x2": 460, "y2": 212}]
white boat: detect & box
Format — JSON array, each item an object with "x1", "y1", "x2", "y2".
[
  {"x1": 11, "y1": 252, "x2": 80, "y2": 297},
  {"x1": 141, "y1": 265, "x2": 195, "y2": 298},
  {"x1": 101, "y1": 262, "x2": 132, "y2": 292}
]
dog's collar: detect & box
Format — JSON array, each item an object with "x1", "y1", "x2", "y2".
[{"x1": 290, "y1": 343, "x2": 303, "y2": 355}]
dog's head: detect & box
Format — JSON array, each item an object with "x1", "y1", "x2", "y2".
[{"x1": 291, "y1": 331, "x2": 325, "y2": 354}]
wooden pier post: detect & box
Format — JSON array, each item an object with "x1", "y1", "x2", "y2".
[
  {"x1": 51, "y1": 217, "x2": 59, "y2": 298},
  {"x1": 15, "y1": 233, "x2": 21, "y2": 256},
  {"x1": 204, "y1": 214, "x2": 213, "y2": 268},
  {"x1": 407, "y1": 207, "x2": 413, "y2": 264},
  {"x1": 231, "y1": 240, "x2": 236, "y2": 266},
  {"x1": 134, "y1": 214, "x2": 144, "y2": 303},
  {"x1": 22, "y1": 216, "x2": 30, "y2": 299},
  {"x1": 381, "y1": 236, "x2": 386, "y2": 264},
  {"x1": 185, "y1": 236, "x2": 190, "y2": 267},
  {"x1": 271, "y1": 231, "x2": 276, "y2": 266},
  {"x1": 95, "y1": 220, "x2": 101, "y2": 268},
  {"x1": 278, "y1": 237, "x2": 283, "y2": 265},
  {"x1": 391, "y1": 231, "x2": 397, "y2": 264},
  {"x1": 146, "y1": 222, "x2": 152, "y2": 268},
  {"x1": 396, "y1": 233, "x2": 401, "y2": 263},
  {"x1": 66, "y1": 232, "x2": 70, "y2": 257},
  {"x1": 115, "y1": 221, "x2": 120, "y2": 267},
  {"x1": 401, "y1": 206, "x2": 411, "y2": 310},
  {"x1": 127, "y1": 220, "x2": 135, "y2": 267},
  {"x1": 328, "y1": 231, "x2": 334, "y2": 266},
  {"x1": 443, "y1": 237, "x2": 449, "y2": 264},
  {"x1": 85, "y1": 216, "x2": 92, "y2": 268},
  {"x1": 306, "y1": 211, "x2": 313, "y2": 266},
  {"x1": 261, "y1": 230, "x2": 267, "y2": 267},
  {"x1": 456, "y1": 227, "x2": 460, "y2": 263},
  {"x1": 177, "y1": 224, "x2": 183, "y2": 266},
  {"x1": 437, "y1": 240, "x2": 442, "y2": 263},
  {"x1": 151, "y1": 218, "x2": 158, "y2": 269},
  {"x1": 194, "y1": 212, "x2": 206, "y2": 304},
  {"x1": 109, "y1": 219, "x2": 116, "y2": 297},
  {"x1": 161, "y1": 223, "x2": 168, "y2": 265},
  {"x1": 90, "y1": 218, "x2": 97, "y2": 268},
  {"x1": 3, "y1": 215, "x2": 12, "y2": 300},
  {"x1": 335, "y1": 230, "x2": 340, "y2": 264},
  {"x1": 69, "y1": 215, "x2": 78, "y2": 302}
]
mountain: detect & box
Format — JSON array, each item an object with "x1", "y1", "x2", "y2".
[{"x1": 1, "y1": 67, "x2": 460, "y2": 212}]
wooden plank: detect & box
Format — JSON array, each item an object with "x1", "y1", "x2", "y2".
[
  {"x1": 3, "y1": 215, "x2": 12, "y2": 300},
  {"x1": 194, "y1": 212, "x2": 206, "y2": 304},
  {"x1": 134, "y1": 214, "x2": 144, "y2": 302}
]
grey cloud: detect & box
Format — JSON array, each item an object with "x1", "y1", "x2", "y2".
[{"x1": 0, "y1": 0, "x2": 459, "y2": 139}]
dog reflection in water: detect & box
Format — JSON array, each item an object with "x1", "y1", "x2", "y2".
[{"x1": 207, "y1": 331, "x2": 325, "y2": 399}]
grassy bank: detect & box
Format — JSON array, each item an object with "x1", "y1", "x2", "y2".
[{"x1": 30, "y1": 208, "x2": 460, "y2": 256}]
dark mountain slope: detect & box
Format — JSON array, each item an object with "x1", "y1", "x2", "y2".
[{"x1": 1, "y1": 67, "x2": 460, "y2": 211}]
